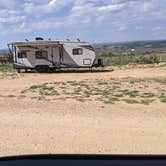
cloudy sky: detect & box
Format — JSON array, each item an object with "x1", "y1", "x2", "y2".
[{"x1": 0, "y1": 0, "x2": 166, "y2": 48}]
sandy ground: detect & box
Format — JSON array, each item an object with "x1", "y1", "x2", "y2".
[{"x1": 0, "y1": 66, "x2": 166, "y2": 156}]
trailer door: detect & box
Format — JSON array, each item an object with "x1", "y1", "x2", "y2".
[{"x1": 52, "y1": 46, "x2": 61, "y2": 67}]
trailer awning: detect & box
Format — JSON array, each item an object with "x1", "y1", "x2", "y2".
[{"x1": 11, "y1": 41, "x2": 61, "y2": 47}]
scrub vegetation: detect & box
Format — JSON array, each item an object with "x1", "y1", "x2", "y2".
[{"x1": 20, "y1": 78, "x2": 166, "y2": 105}]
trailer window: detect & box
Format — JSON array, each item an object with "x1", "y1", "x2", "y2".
[
  {"x1": 73, "y1": 48, "x2": 83, "y2": 55},
  {"x1": 18, "y1": 51, "x2": 27, "y2": 58},
  {"x1": 35, "y1": 51, "x2": 48, "y2": 59}
]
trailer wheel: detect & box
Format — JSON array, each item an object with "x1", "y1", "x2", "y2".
[
  {"x1": 97, "y1": 58, "x2": 104, "y2": 67},
  {"x1": 49, "y1": 68, "x2": 56, "y2": 73},
  {"x1": 17, "y1": 69, "x2": 21, "y2": 73},
  {"x1": 35, "y1": 65, "x2": 50, "y2": 73}
]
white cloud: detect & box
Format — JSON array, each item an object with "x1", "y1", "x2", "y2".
[
  {"x1": 16, "y1": 0, "x2": 166, "y2": 34},
  {"x1": 0, "y1": 16, "x2": 25, "y2": 23},
  {"x1": 0, "y1": 0, "x2": 17, "y2": 8},
  {"x1": 118, "y1": 24, "x2": 127, "y2": 31},
  {"x1": 24, "y1": 0, "x2": 72, "y2": 14},
  {"x1": 0, "y1": 0, "x2": 166, "y2": 40},
  {"x1": 152, "y1": 26, "x2": 165, "y2": 32},
  {"x1": 97, "y1": 3, "x2": 125, "y2": 12},
  {"x1": 142, "y1": 2, "x2": 154, "y2": 11},
  {"x1": 151, "y1": 26, "x2": 166, "y2": 38},
  {"x1": 0, "y1": 9, "x2": 25, "y2": 23}
]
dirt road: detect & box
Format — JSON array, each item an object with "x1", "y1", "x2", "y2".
[{"x1": 0, "y1": 66, "x2": 166, "y2": 156}]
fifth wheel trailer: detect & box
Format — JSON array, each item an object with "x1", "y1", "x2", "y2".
[{"x1": 8, "y1": 39, "x2": 102, "y2": 73}]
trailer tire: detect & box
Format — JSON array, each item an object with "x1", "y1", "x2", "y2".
[
  {"x1": 17, "y1": 69, "x2": 21, "y2": 73},
  {"x1": 35, "y1": 65, "x2": 50, "y2": 73},
  {"x1": 49, "y1": 68, "x2": 56, "y2": 73},
  {"x1": 97, "y1": 58, "x2": 104, "y2": 67}
]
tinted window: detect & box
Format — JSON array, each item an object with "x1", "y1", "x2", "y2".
[
  {"x1": 35, "y1": 51, "x2": 48, "y2": 59},
  {"x1": 18, "y1": 51, "x2": 27, "y2": 58},
  {"x1": 73, "y1": 48, "x2": 83, "y2": 55}
]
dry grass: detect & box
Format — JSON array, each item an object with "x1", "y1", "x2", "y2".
[{"x1": 18, "y1": 77, "x2": 166, "y2": 105}]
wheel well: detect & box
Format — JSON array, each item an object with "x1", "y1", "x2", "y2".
[{"x1": 35, "y1": 65, "x2": 50, "y2": 73}]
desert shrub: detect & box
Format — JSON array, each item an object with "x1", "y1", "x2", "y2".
[
  {"x1": 98, "y1": 52, "x2": 160, "y2": 66},
  {"x1": 100, "y1": 52, "x2": 114, "y2": 57},
  {"x1": 0, "y1": 63, "x2": 13, "y2": 72},
  {"x1": 135, "y1": 54, "x2": 160, "y2": 64}
]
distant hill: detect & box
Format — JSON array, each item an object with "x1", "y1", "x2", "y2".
[
  {"x1": 0, "y1": 49, "x2": 9, "y2": 54},
  {"x1": 93, "y1": 40, "x2": 166, "y2": 53},
  {"x1": 1, "y1": 40, "x2": 166, "y2": 54}
]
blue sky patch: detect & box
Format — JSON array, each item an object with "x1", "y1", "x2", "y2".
[{"x1": 0, "y1": 0, "x2": 166, "y2": 48}]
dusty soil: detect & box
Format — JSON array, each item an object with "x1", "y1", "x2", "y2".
[{"x1": 0, "y1": 66, "x2": 166, "y2": 156}]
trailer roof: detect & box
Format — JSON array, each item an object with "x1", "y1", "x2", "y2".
[{"x1": 11, "y1": 41, "x2": 61, "y2": 47}]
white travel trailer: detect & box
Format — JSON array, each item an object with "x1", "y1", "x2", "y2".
[{"x1": 8, "y1": 38, "x2": 99, "y2": 72}]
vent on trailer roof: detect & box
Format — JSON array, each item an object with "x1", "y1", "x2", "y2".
[{"x1": 35, "y1": 37, "x2": 44, "y2": 41}]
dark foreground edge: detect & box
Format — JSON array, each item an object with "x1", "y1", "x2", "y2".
[
  {"x1": 1, "y1": 154, "x2": 166, "y2": 161},
  {"x1": 1, "y1": 155, "x2": 166, "y2": 166}
]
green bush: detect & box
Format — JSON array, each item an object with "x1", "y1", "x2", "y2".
[
  {"x1": 98, "y1": 52, "x2": 160, "y2": 66},
  {"x1": 135, "y1": 54, "x2": 160, "y2": 64},
  {"x1": 0, "y1": 63, "x2": 13, "y2": 72}
]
